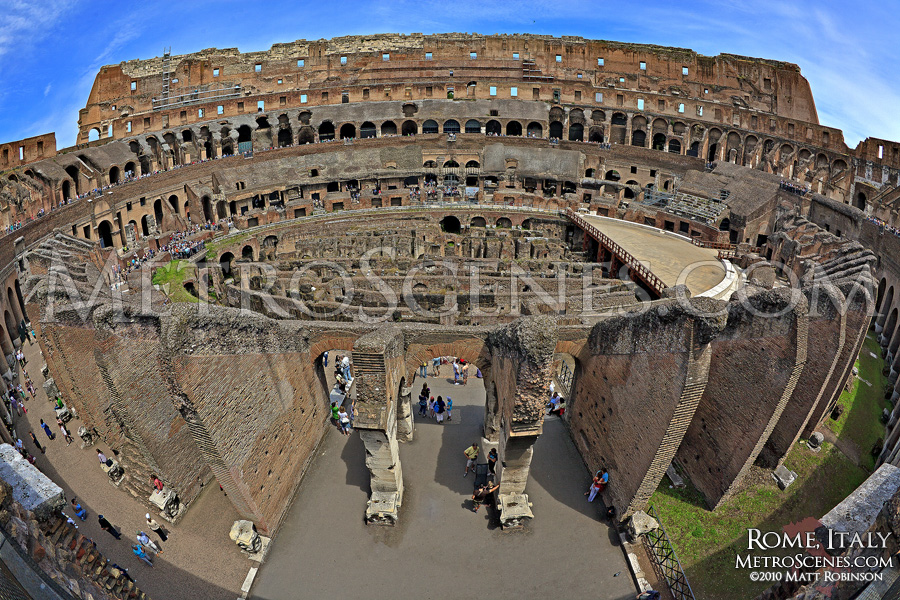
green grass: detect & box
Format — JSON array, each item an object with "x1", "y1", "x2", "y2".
[
  {"x1": 649, "y1": 334, "x2": 889, "y2": 599},
  {"x1": 651, "y1": 443, "x2": 868, "y2": 600},
  {"x1": 151, "y1": 260, "x2": 199, "y2": 303},
  {"x1": 825, "y1": 334, "x2": 890, "y2": 470}
]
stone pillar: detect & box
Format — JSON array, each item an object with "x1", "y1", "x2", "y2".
[
  {"x1": 499, "y1": 433, "x2": 537, "y2": 496},
  {"x1": 352, "y1": 326, "x2": 406, "y2": 524},
  {"x1": 396, "y1": 384, "x2": 414, "y2": 442}
]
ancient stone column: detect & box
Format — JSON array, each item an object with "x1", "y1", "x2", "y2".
[{"x1": 352, "y1": 326, "x2": 405, "y2": 524}]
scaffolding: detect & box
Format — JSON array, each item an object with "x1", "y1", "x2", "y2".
[{"x1": 152, "y1": 46, "x2": 242, "y2": 111}]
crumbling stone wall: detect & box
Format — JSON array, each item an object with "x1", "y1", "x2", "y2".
[{"x1": 568, "y1": 298, "x2": 725, "y2": 517}]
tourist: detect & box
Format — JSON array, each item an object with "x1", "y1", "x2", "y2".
[
  {"x1": 323, "y1": 351, "x2": 328, "y2": 367},
  {"x1": 463, "y1": 442, "x2": 479, "y2": 477},
  {"x1": 98, "y1": 515, "x2": 121, "y2": 539},
  {"x1": 137, "y1": 530, "x2": 162, "y2": 554},
  {"x1": 97, "y1": 449, "x2": 110, "y2": 466},
  {"x1": 9, "y1": 396, "x2": 20, "y2": 417},
  {"x1": 146, "y1": 514, "x2": 168, "y2": 542},
  {"x1": 546, "y1": 392, "x2": 560, "y2": 415},
  {"x1": 338, "y1": 407, "x2": 351, "y2": 435},
  {"x1": 70, "y1": 498, "x2": 87, "y2": 520},
  {"x1": 39, "y1": 419, "x2": 54, "y2": 441},
  {"x1": 341, "y1": 355, "x2": 352, "y2": 381},
  {"x1": 426, "y1": 396, "x2": 434, "y2": 418},
  {"x1": 487, "y1": 448, "x2": 498, "y2": 475},
  {"x1": 431, "y1": 356, "x2": 441, "y2": 377},
  {"x1": 472, "y1": 481, "x2": 499, "y2": 513},
  {"x1": 461, "y1": 361, "x2": 469, "y2": 385},
  {"x1": 420, "y1": 360, "x2": 427, "y2": 378},
  {"x1": 29, "y1": 431, "x2": 44, "y2": 453},
  {"x1": 151, "y1": 474, "x2": 164, "y2": 492},
  {"x1": 58, "y1": 419, "x2": 73, "y2": 445},
  {"x1": 452, "y1": 359, "x2": 460, "y2": 384},
  {"x1": 585, "y1": 469, "x2": 609, "y2": 502},
  {"x1": 132, "y1": 544, "x2": 153, "y2": 566},
  {"x1": 435, "y1": 396, "x2": 445, "y2": 423},
  {"x1": 418, "y1": 392, "x2": 428, "y2": 416},
  {"x1": 331, "y1": 402, "x2": 340, "y2": 426},
  {"x1": 445, "y1": 396, "x2": 453, "y2": 421}
]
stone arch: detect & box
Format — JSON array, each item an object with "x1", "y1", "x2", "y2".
[
  {"x1": 440, "y1": 216, "x2": 461, "y2": 234},
  {"x1": 877, "y1": 278, "x2": 888, "y2": 312},
  {"x1": 318, "y1": 121, "x2": 335, "y2": 141},
  {"x1": 109, "y1": 166, "x2": 121, "y2": 184},
  {"x1": 298, "y1": 126, "x2": 316, "y2": 144},
  {"x1": 486, "y1": 120, "x2": 502, "y2": 136},
  {"x1": 549, "y1": 121, "x2": 563, "y2": 139},
  {"x1": 401, "y1": 120, "x2": 417, "y2": 136},
  {"x1": 832, "y1": 159, "x2": 848, "y2": 175},
  {"x1": 443, "y1": 119, "x2": 461, "y2": 134},
  {"x1": 220, "y1": 251, "x2": 234, "y2": 275},
  {"x1": 61, "y1": 180, "x2": 72, "y2": 200},
  {"x1": 668, "y1": 139, "x2": 682, "y2": 153},
  {"x1": 527, "y1": 121, "x2": 543, "y2": 137},
  {"x1": 465, "y1": 119, "x2": 481, "y2": 134},
  {"x1": 381, "y1": 121, "x2": 398, "y2": 136},
  {"x1": 339, "y1": 123, "x2": 356, "y2": 139},
  {"x1": 591, "y1": 109, "x2": 606, "y2": 123},
  {"x1": 568, "y1": 123, "x2": 584, "y2": 141},
  {"x1": 631, "y1": 130, "x2": 647, "y2": 147},
  {"x1": 496, "y1": 217, "x2": 512, "y2": 228},
  {"x1": 588, "y1": 127, "x2": 604, "y2": 143},
  {"x1": 202, "y1": 196, "x2": 213, "y2": 222},
  {"x1": 465, "y1": 160, "x2": 480, "y2": 168},
  {"x1": 855, "y1": 192, "x2": 867, "y2": 210},
  {"x1": 652, "y1": 133, "x2": 666, "y2": 151},
  {"x1": 277, "y1": 125, "x2": 293, "y2": 147},
  {"x1": 241, "y1": 245, "x2": 255, "y2": 261},
  {"x1": 549, "y1": 106, "x2": 565, "y2": 122},
  {"x1": 168, "y1": 194, "x2": 180, "y2": 214},
  {"x1": 422, "y1": 120, "x2": 439, "y2": 134},
  {"x1": 360, "y1": 122, "x2": 376, "y2": 139},
  {"x1": 13, "y1": 280, "x2": 26, "y2": 325},
  {"x1": 97, "y1": 220, "x2": 114, "y2": 248},
  {"x1": 605, "y1": 170, "x2": 621, "y2": 182},
  {"x1": 470, "y1": 216, "x2": 486, "y2": 227},
  {"x1": 506, "y1": 121, "x2": 522, "y2": 136}
]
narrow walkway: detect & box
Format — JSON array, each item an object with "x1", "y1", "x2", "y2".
[
  {"x1": 12, "y1": 339, "x2": 247, "y2": 600},
  {"x1": 251, "y1": 367, "x2": 634, "y2": 600}
]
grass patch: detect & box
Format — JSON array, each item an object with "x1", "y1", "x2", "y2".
[
  {"x1": 825, "y1": 334, "x2": 889, "y2": 470},
  {"x1": 651, "y1": 444, "x2": 868, "y2": 599},
  {"x1": 151, "y1": 260, "x2": 199, "y2": 303}
]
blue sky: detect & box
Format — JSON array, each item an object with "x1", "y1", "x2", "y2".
[{"x1": 1, "y1": 0, "x2": 897, "y2": 150}]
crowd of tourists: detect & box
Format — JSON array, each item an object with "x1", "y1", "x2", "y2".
[
  {"x1": 780, "y1": 180, "x2": 810, "y2": 196},
  {"x1": 867, "y1": 215, "x2": 900, "y2": 238}
]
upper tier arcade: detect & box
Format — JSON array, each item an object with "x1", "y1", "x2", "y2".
[{"x1": 78, "y1": 33, "x2": 826, "y2": 146}]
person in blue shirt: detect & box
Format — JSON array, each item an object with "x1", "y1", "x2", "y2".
[{"x1": 445, "y1": 397, "x2": 453, "y2": 421}]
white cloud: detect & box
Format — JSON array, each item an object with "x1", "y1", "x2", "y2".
[
  {"x1": 0, "y1": 0, "x2": 76, "y2": 60},
  {"x1": 43, "y1": 83, "x2": 51, "y2": 97}
]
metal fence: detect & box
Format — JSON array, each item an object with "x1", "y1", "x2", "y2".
[
  {"x1": 643, "y1": 506, "x2": 696, "y2": 600},
  {"x1": 557, "y1": 361, "x2": 573, "y2": 395}
]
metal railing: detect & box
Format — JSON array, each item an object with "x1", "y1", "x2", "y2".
[
  {"x1": 566, "y1": 208, "x2": 665, "y2": 295},
  {"x1": 643, "y1": 506, "x2": 696, "y2": 600},
  {"x1": 557, "y1": 361, "x2": 573, "y2": 394}
]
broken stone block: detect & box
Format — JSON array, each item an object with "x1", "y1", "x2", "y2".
[
  {"x1": 772, "y1": 465, "x2": 797, "y2": 490},
  {"x1": 808, "y1": 431, "x2": 824, "y2": 451},
  {"x1": 627, "y1": 511, "x2": 659, "y2": 539},
  {"x1": 665, "y1": 464, "x2": 685, "y2": 488}
]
